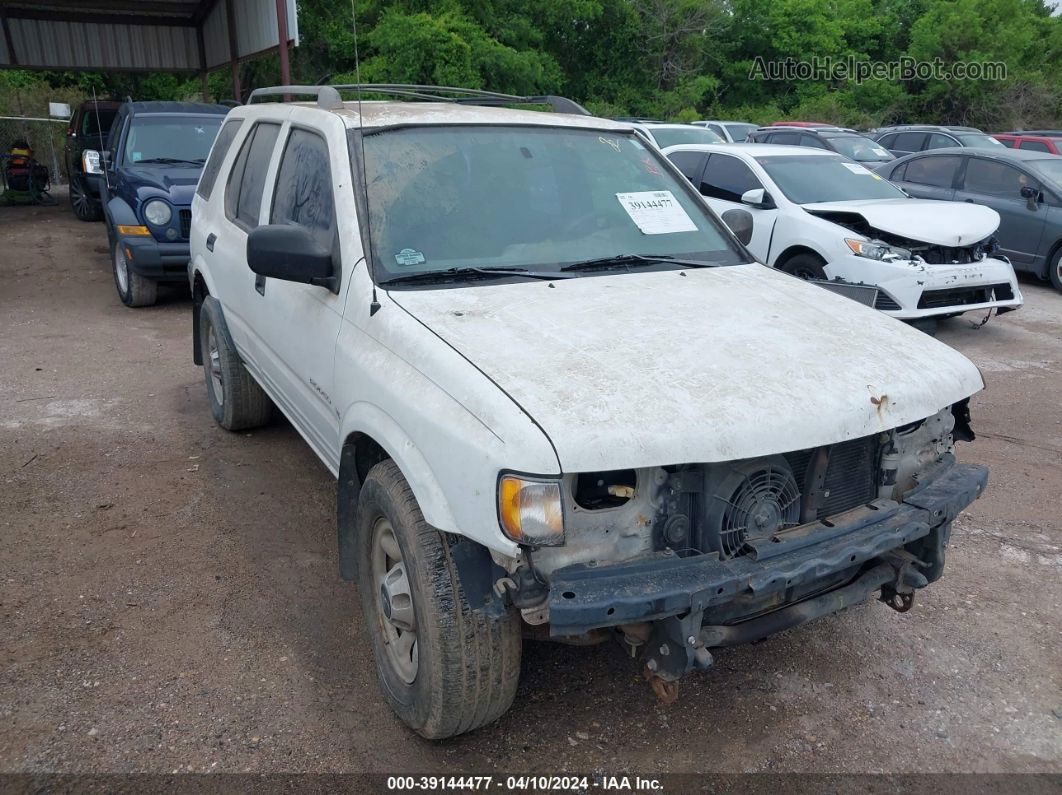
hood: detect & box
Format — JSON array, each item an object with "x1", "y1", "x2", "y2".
[
  {"x1": 125, "y1": 164, "x2": 201, "y2": 205},
  {"x1": 803, "y1": 198, "x2": 999, "y2": 246},
  {"x1": 390, "y1": 264, "x2": 983, "y2": 472}
]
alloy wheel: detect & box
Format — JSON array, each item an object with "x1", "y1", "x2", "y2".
[{"x1": 371, "y1": 517, "x2": 418, "y2": 684}]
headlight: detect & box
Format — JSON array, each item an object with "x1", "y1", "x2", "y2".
[
  {"x1": 845, "y1": 238, "x2": 912, "y2": 262},
  {"x1": 82, "y1": 150, "x2": 102, "y2": 175},
  {"x1": 498, "y1": 475, "x2": 564, "y2": 546},
  {"x1": 143, "y1": 199, "x2": 172, "y2": 226}
]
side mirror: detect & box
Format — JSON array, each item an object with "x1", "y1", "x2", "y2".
[
  {"x1": 740, "y1": 188, "x2": 775, "y2": 209},
  {"x1": 721, "y1": 208, "x2": 755, "y2": 246},
  {"x1": 1020, "y1": 185, "x2": 1039, "y2": 208},
  {"x1": 246, "y1": 225, "x2": 338, "y2": 292}
]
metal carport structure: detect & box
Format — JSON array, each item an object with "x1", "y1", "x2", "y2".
[{"x1": 0, "y1": 0, "x2": 298, "y2": 101}]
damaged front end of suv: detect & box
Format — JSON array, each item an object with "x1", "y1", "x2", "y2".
[{"x1": 486, "y1": 402, "x2": 985, "y2": 698}]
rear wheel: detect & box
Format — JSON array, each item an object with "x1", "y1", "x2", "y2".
[
  {"x1": 1049, "y1": 248, "x2": 1062, "y2": 293},
  {"x1": 356, "y1": 460, "x2": 522, "y2": 739},
  {"x1": 779, "y1": 253, "x2": 827, "y2": 281},
  {"x1": 199, "y1": 296, "x2": 273, "y2": 431},
  {"x1": 111, "y1": 239, "x2": 157, "y2": 307},
  {"x1": 69, "y1": 176, "x2": 102, "y2": 221}
]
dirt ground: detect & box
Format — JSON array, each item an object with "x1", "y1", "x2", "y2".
[{"x1": 1, "y1": 193, "x2": 1060, "y2": 778}]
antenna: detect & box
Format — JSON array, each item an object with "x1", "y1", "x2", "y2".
[
  {"x1": 91, "y1": 86, "x2": 111, "y2": 193},
  {"x1": 351, "y1": 0, "x2": 381, "y2": 316}
]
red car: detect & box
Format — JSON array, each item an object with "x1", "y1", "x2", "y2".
[{"x1": 993, "y1": 133, "x2": 1062, "y2": 154}]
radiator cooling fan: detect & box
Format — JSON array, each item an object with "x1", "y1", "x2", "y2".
[{"x1": 701, "y1": 455, "x2": 802, "y2": 558}]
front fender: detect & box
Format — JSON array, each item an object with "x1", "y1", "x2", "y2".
[
  {"x1": 340, "y1": 402, "x2": 461, "y2": 538},
  {"x1": 105, "y1": 195, "x2": 139, "y2": 243}
]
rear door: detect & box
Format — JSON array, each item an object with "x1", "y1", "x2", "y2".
[
  {"x1": 696, "y1": 152, "x2": 778, "y2": 261},
  {"x1": 207, "y1": 115, "x2": 286, "y2": 363},
  {"x1": 954, "y1": 156, "x2": 1046, "y2": 268},
  {"x1": 891, "y1": 154, "x2": 961, "y2": 201}
]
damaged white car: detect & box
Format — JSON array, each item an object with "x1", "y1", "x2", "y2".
[
  {"x1": 663, "y1": 143, "x2": 1023, "y2": 322},
  {"x1": 189, "y1": 86, "x2": 990, "y2": 739}
]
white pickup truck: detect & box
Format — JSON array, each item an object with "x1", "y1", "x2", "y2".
[{"x1": 188, "y1": 85, "x2": 989, "y2": 738}]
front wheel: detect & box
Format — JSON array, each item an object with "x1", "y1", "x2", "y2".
[
  {"x1": 356, "y1": 460, "x2": 522, "y2": 739},
  {"x1": 1049, "y1": 248, "x2": 1062, "y2": 293},
  {"x1": 111, "y1": 239, "x2": 158, "y2": 307},
  {"x1": 778, "y1": 253, "x2": 827, "y2": 281}
]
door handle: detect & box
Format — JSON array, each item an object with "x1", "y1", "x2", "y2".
[{"x1": 206, "y1": 233, "x2": 216, "y2": 251}]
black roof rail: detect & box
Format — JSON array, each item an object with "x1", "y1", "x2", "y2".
[{"x1": 246, "y1": 84, "x2": 590, "y2": 115}]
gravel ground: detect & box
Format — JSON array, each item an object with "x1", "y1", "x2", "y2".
[{"x1": 1, "y1": 194, "x2": 1060, "y2": 778}]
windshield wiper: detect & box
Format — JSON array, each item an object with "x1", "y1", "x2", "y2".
[
  {"x1": 379, "y1": 266, "x2": 573, "y2": 286},
  {"x1": 560, "y1": 253, "x2": 717, "y2": 272},
  {"x1": 135, "y1": 157, "x2": 201, "y2": 165}
]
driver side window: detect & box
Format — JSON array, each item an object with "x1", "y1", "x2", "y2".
[{"x1": 699, "y1": 154, "x2": 763, "y2": 202}]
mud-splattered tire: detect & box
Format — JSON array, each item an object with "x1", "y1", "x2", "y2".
[
  {"x1": 199, "y1": 296, "x2": 273, "y2": 431},
  {"x1": 356, "y1": 459, "x2": 522, "y2": 739},
  {"x1": 779, "y1": 253, "x2": 827, "y2": 281},
  {"x1": 1049, "y1": 248, "x2": 1062, "y2": 293},
  {"x1": 111, "y1": 238, "x2": 158, "y2": 307}
]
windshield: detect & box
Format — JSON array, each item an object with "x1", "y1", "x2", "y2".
[
  {"x1": 826, "y1": 135, "x2": 894, "y2": 162},
  {"x1": 756, "y1": 155, "x2": 907, "y2": 203},
  {"x1": 648, "y1": 127, "x2": 725, "y2": 147},
  {"x1": 723, "y1": 123, "x2": 757, "y2": 142},
  {"x1": 123, "y1": 116, "x2": 223, "y2": 164},
  {"x1": 359, "y1": 126, "x2": 747, "y2": 283},
  {"x1": 956, "y1": 133, "x2": 1006, "y2": 149},
  {"x1": 1029, "y1": 158, "x2": 1062, "y2": 187}
]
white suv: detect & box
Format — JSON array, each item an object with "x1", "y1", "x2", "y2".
[
  {"x1": 189, "y1": 85, "x2": 989, "y2": 738},
  {"x1": 663, "y1": 143, "x2": 1023, "y2": 323}
]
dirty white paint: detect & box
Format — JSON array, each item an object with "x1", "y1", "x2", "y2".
[{"x1": 391, "y1": 263, "x2": 984, "y2": 473}]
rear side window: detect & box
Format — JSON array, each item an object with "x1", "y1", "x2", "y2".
[
  {"x1": 902, "y1": 156, "x2": 961, "y2": 188},
  {"x1": 800, "y1": 134, "x2": 828, "y2": 149},
  {"x1": 225, "y1": 122, "x2": 281, "y2": 229},
  {"x1": 666, "y1": 150, "x2": 706, "y2": 183},
  {"x1": 270, "y1": 128, "x2": 336, "y2": 251},
  {"x1": 894, "y1": 132, "x2": 927, "y2": 151},
  {"x1": 925, "y1": 133, "x2": 957, "y2": 150},
  {"x1": 1020, "y1": 140, "x2": 1051, "y2": 153},
  {"x1": 197, "y1": 119, "x2": 243, "y2": 200},
  {"x1": 769, "y1": 131, "x2": 800, "y2": 145},
  {"x1": 997, "y1": 137, "x2": 1017, "y2": 148},
  {"x1": 699, "y1": 154, "x2": 762, "y2": 202},
  {"x1": 877, "y1": 133, "x2": 897, "y2": 148}
]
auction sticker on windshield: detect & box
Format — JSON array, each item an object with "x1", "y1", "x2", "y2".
[
  {"x1": 616, "y1": 191, "x2": 697, "y2": 235},
  {"x1": 842, "y1": 162, "x2": 872, "y2": 175}
]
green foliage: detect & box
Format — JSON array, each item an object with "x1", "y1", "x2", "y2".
[{"x1": 2, "y1": 0, "x2": 1059, "y2": 129}]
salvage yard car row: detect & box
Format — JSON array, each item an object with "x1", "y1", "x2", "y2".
[{"x1": 62, "y1": 84, "x2": 1053, "y2": 739}]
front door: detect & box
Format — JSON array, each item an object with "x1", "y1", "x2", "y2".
[
  {"x1": 954, "y1": 156, "x2": 1046, "y2": 268},
  {"x1": 695, "y1": 153, "x2": 779, "y2": 262}
]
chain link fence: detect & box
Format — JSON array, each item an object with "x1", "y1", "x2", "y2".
[{"x1": 0, "y1": 83, "x2": 87, "y2": 187}]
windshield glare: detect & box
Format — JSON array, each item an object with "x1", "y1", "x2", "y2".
[
  {"x1": 826, "y1": 136, "x2": 893, "y2": 162},
  {"x1": 359, "y1": 126, "x2": 747, "y2": 281},
  {"x1": 124, "y1": 116, "x2": 222, "y2": 164},
  {"x1": 757, "y1": 155, "x2": 907, "y2": 203},
  {"x1": 957, "y1": 134, "x2": 1005, "y2": 149},
  {"x1": 648, "y1": 127, "x2": 724, "y2": 147}
]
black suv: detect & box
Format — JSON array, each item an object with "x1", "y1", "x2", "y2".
[
  {"x1": 64, "y1": 100, "x2": 120, "y2": 221},
  {"x1": 98, "y1": 101, "x2": 228, "y2": 307},
  {"x1": 747, "y1": 126, "x2": 895, "y2": 163},
  {"x1": 873, "y1": 125, "x2": 1007, "y2": 157}
]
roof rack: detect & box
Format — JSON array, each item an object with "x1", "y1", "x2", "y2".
[{"x1": 246, "y1": 84, "x2": 590, "y2": 116}]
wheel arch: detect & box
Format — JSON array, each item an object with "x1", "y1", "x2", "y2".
[
  {"x1": 1042, "y1": 237, "x2": 1062, "y2": 281},
  {"x1": 336, "y1": 412, "x2": 459, "y2": 581},
  {"x1": 774, "y1": 244, "x2": 827, "y2": 269},
  {"x1": 191, "y1": 271, "x2": 209, "y2": 366}
]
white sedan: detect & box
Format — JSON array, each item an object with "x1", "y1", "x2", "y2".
[{"x1": 662, "y1": 143, "x2": 1023, "y2": 321}]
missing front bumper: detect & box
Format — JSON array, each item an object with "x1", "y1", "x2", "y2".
[{"x1": 545, "y1": 460, "x2": 987, "y2": 640}]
